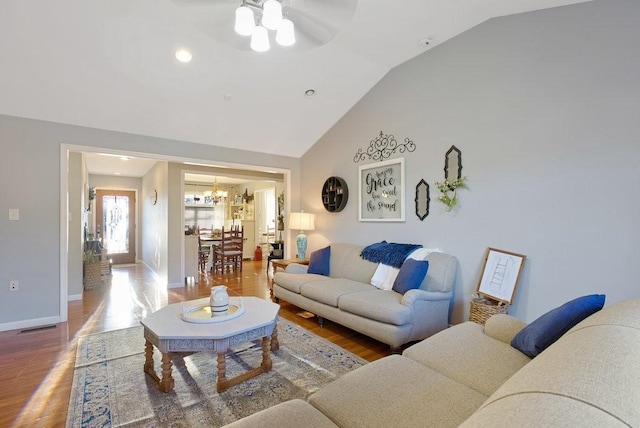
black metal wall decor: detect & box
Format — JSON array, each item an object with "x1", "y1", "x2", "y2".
[
  {"x1": 415, "y1": 179, "x2": 430, "y2": 221},
  {"x1": 353, "y1": 131, "x2": 416, "y2": 163},
  {"x1": 444, "y1": 145, "x2": 462, "y2": 180}
]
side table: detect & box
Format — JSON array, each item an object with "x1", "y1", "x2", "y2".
[
  {"x1": 271, "y1": 258, "x2": 309, "y2": 273},
  {"x1": 270, "y1": 259, "x2": 309, "y2": 298}
]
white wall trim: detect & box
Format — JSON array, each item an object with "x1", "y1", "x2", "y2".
[
  {"x1": 59, "y1": 145, "x2": 69, "y2": 322},
  {"x1": 60, "y1": 144, "x2": 294, "y2": 307},
  {"x1": 68, "y1": 293, "x2": 83, "y2": 302},
  {"x1": 0, "y1": 316, "x2": 61, "y2": 333}
]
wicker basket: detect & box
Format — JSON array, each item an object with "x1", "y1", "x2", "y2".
[
  {"x1": 84, "y1": 261, "x2": 102, "y2": 290},
  {"x1": 469, "y1": 294, "x2": 508, "y2": 325}
]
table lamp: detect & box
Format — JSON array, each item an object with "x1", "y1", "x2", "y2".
[{"x1": 289, "y1": 211, "x2": 315, "y2": 260}]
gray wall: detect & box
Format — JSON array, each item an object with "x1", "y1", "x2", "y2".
[
  {"x1": 0, "y1": 115, "x2": 299, "y2": 330},
  {"x1": 300, "y1": 0, "x2": 640, "y2": 323},
  {"x1": 141, "y1": 162, "x2": 169, "y2": 283},
  {"x1": 0, "y1": 116, "x2": 61, "y2": 328}
]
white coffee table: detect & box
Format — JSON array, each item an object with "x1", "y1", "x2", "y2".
[{"x1": 140, "y1": 296, "x2": 280, "y2": 393}]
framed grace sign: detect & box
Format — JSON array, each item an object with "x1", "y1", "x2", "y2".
[{"x1": 358, "y1": 157, "x2": 405, "y2": 222}]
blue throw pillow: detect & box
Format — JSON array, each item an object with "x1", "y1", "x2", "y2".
[
  {"x1": 307, "y1": 246, "x2": 330, "y2": 276},
  {"x1": 511, "y1": 294, "x2": 606, "y2": 358},
  {"x1": 392, "y1": 259, "x2": 429, "y2": 294}
]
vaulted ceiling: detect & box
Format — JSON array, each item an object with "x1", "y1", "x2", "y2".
[{"x1": 0, "y1": 0, "x2": 589, "y2": 158}]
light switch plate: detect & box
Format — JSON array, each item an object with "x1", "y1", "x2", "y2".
[{"x1": 9, "y1": 209, "x2": 19, "y2": 221}]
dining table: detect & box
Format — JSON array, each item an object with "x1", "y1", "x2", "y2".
[{"x1": 200, "y1": 235, "x2": 221, "y2": 271}]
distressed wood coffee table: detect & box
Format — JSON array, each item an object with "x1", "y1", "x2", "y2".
[{"x1": 140, "y1": 296, "x2": 280, "y2": 393}]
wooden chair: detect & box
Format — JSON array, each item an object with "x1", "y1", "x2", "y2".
[
  {"x1": 198, "y1": 235, "x2": 210, "y2": 273},
  {"x1": 213, "y1": 226, "x2": 244, "y2": 273},
  {"x1": 266, "y1": 242, "x2": 284, "y2": 273}
]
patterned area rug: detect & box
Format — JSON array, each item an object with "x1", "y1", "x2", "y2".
[{"x1": 66, "y1": 319, "x2": 366, "y2": 427}]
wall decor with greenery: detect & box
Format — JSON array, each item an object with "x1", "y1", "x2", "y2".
[
  {"x1": 434, "y1": 145, "x2": 469, "y2": 212},
  {"x1": 434, "y1": 176, "x2": 468, "y2": 212}
]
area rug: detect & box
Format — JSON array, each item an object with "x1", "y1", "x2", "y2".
[{"x1": 66, "y1": 319, "x2": 367, "y2": 427}]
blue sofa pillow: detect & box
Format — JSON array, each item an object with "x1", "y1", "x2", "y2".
[
  {"x1": 511, "y1": 294, "x2": 606, "y2": 358},
  {"x1": 307, "y1": 246, "x2": 331, "y2": 276},
  {"x1": 392, "y1": 259, "x2": 429, "y2": 294}
]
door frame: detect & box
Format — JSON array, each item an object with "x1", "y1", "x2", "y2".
[{"x1": 59, "y1": 143, "x2": 293, "y2": 323}]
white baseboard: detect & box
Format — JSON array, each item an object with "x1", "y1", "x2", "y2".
[
  {"x1": 0, "y1": 315, "x2": 61, "y2": 333},
  {"x1": 68, "y1": 293, "x2": 83, "y2": 301}
]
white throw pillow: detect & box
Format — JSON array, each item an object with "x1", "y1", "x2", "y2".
[
  {"x1": 370, "y1": 248, "x2": 441, "y2": 290},
  {"x1": 370, "y1": 263, "x2": 400, "y2": 291}
]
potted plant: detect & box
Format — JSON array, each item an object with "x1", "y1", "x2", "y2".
[
  {"x1": 87, "y1": 187, "x2": 96, "y2": 212},
  {"x1": 83, "y1": 249, "x2": 102, "y2": 290}
]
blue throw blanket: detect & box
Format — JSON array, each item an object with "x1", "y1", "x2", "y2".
[{"x1": 360, "y1": 241, "x2": 423, "y2": 268}]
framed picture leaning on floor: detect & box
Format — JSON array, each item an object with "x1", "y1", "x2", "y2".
[{"x1": 476, "y1": 247, "x2": 526, "y2": 304}]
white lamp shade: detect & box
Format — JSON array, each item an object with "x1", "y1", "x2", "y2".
[
  {"x1": 275, "y1": 18, "x2": 295, "y2": 46},
  {"x1": 261, "y1": 0, "x2": 283, "y2": 30},
  {"x1": 250, "y1": 25, "x2": 270, "y2": 52},
  {"x1": 289, "y1": 212, "x2": 315, "y2": 231},
  {"x1": 234, "y1": 6, "x2": 255, "y2": 36}
]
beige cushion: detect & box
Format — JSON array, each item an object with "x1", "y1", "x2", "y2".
[
  {"x1": 484, "y1": 314, "x2": 528, "y2": 344},
  {"x1": 273, "y1": 272, "x2": 326, "y2": 294},
  {"x1": 309, "y1": 355, "x2": 487, "y2": 428},
  {"x1": 459, "y1": 393, "x2": 629, "y2": 428},
  {"x1": 402, "y1": 321, "x2": 531, "y2": 397},
  {"x1": 566, "y1": 297, "x2": 640, "y2": 333},
  {"x1": 328, "y1": 243, "x2": 378, "y2": 283},
  {"x1": 221, "y1": 399, "x2": 338, "y2": 428},
  {"x1": 338, "y1": 289, "x2": 411, "y2": 326},
  {"x1": 300, "y1": 278, "x2": 372, "y2": 307},
  {"x1": 467, "y1": 299, "x2": 640, "y2": 427}
]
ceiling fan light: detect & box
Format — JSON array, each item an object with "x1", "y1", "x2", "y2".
[
  {"x1": 250, "y1": 25, "x2": 270, "y2": 52},
  {"x1": 275, "y1": 18, "x2": 295, "y2": 46},
  {"x1": 262, "y1": 0, "x2": 283, "y2": 30},
  {"x1": 234, "y1": 5, "x2": 255, "y2": 36}
]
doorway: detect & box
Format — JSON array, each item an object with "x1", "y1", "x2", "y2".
[
  {"x1": 254, "y1": 188, "x2": 276, "y2": 255},
  {"x1": 96, "y1": 190, "x2": 136, "y2": 264}
]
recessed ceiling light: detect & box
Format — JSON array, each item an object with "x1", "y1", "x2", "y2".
[
  {"x1": 305, "y1": 89, "x2": 315, "y2": 97},
  {"x1": 175, "y1": 49, "x2": 193, "y2": 63}
]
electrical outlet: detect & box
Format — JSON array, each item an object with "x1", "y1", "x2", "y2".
[{"x1": 9, "y1": 280, "x2": 18, "y2": 291}]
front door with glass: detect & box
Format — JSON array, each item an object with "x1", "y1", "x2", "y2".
[{"x1": 96, "y1": 190, "x2": 136, "y2": 264}]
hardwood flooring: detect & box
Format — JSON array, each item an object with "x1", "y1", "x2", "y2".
[{"x1": 0, "y1": 260, "x2": 391, "y2": 428}]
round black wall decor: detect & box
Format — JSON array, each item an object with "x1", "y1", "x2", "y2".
[{"x1": 322, "y1": 177, "x2": 348, "y2": 212}]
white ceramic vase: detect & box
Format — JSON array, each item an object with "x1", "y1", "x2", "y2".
[{"x1": 210, "y1": 285, "x2": 229, "y2": 316}]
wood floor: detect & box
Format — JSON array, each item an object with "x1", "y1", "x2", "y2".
[{"x1": 0, "y1": 260, "x2": 392, "y2": 428}]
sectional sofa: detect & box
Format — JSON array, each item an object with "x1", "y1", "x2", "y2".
[
  {"x1": 225, "y1": 297, "x2": 640, "y2": 427},
  {"x1": 272, "y1": 243, "x2": 458, "y2": 349}
]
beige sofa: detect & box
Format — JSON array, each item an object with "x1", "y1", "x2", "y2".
[
  {"x1": 273, "y1": 243, "x2": 458, "y2": 349},
  {"x1": 225, "y1": 298, "x2": 640, "y2": 427}
]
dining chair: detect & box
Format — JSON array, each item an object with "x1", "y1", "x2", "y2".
[
  {"x1": 213, "y1": 226, "x2": 244, "y2": 273},
  {"x1": 198, "y1": 235, "x2": 210, "y2": 273}
]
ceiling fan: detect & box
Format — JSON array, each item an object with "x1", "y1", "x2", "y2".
[{"x1": 174, "y1": 0, "x2": 359, "y2": 52}]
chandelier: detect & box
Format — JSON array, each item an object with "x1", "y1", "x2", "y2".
[
  {"x1": 211, "y1": 177, "x2": 222, "y2": 204},
  {"x1": 234, "y1": 0, "x2": 295, "y2": 52}
]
